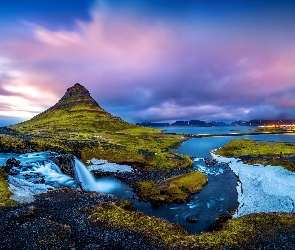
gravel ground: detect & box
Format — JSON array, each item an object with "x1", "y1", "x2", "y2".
[
  {"x1": 0, "y1": 188, "x2": 165, "y2": 250},
  {"x1": 1, "y1": 188, "x2": 295, "y2": 249}
]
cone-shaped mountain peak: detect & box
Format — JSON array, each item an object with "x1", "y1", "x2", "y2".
[
  {"x1": 62, "y1": 83, "x2": 91, "y2": 99},
  {"x1": 53, "y1": 83, "x2": 102, "y2": 110},
  {"x1": 13, "y1": 83, "x2": 135, "y2": 133}
]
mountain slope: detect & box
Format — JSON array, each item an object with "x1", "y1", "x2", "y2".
[
  {"x1": 13, "y1": 83, "x2": 135, "y2": 133},
  {"x1": 10, "y1": 83, "x2": 192, "y2": 171}
]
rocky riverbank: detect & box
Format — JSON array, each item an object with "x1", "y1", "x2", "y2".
[
  {"x1": 0, "y1": 188, "x2": 166, "y2": 250},
  {"x1": 1, "y1": 187, "x2": 295, "y2": 249}
]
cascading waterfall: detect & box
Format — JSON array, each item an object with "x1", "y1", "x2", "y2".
[
  {"x1": 74, "y1": 157, "x2": 98, "y2": 190},
  {"x1": 74, "y1": 157, "x2": 122, "y2": 193},
  {"x1": 49, "y1": 162, "x2": 63, "y2": 174}
]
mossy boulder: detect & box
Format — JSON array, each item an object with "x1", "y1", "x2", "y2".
[{"x1": 135, "y1": 171, "x2": 208, "y2": 205}]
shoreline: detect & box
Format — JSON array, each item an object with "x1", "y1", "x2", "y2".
[
  {"x1": 168, "y1": 130, "x2": 295, "y2": 138},
  {"x1": 211, "y1": 152, "x2": 295, "y2": 217}
]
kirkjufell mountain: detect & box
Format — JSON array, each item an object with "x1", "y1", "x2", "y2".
[{"x1": 13, "y1": 83, "x2": 135, "y2": 133}]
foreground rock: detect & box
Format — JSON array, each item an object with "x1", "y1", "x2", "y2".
[
  {"x1": 0, "y1": 188, "x2": 165, "y2": 250},
  {"x1": 1, "y1": 187, "x2": 295, "y2": 249}
]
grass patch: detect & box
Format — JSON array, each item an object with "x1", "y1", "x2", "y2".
[
  {"x1": 0, "y1": 135, "x2": 27, "y2": 152},
  {"x1": 89, "y1": 202, "x2": 188, "y2": 245},
  {"x1": 89, "y1": 201, "x2": 295, "y2": 248},
  {"x1": 180, "y1": 213, "x2": 295, "y2": 248},
  {"x1": 13, "y1": 102, "x2": 135, "y2": 135},
  {"x1": 135, "y1": 171, "x2": 208, "y2": 204},
  {"x1": 215, "y1": 139, "x2": 295, "y2": 171},
  {"x1": 0, "y1": 169, "x2": 17, "y2": 208}
]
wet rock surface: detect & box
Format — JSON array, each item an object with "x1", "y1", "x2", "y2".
[
  {"x1": 3, "y1": 157, "x2": 21, "y2": 175},
  {"x1": 186, "y1": 216, "x2": 199, "y2": 223},
  {"x1": 0, "y1": 188, "x2": 165, "y2": 250},
  {"x1": 93, "y1": 168, "x2": 191, "y2": 188},
  {"x1": 209, "y1": 211, "x2": 233, "y2": 231},
  {"x1": 49, "y1": 153, "x2": 75, "y2": 177}
]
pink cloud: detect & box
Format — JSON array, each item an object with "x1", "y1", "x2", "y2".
[{"x1": 1, "y1": 5, "x2": 295, "y2": 122}]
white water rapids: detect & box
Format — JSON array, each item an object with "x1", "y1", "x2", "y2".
[{"x1": 0, "y1": 153, "x2": 126, "y2": 203}]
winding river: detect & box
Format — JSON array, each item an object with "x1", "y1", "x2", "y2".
[{"x1": 2, "y1": 126, "x2": 295, "y2": 234}]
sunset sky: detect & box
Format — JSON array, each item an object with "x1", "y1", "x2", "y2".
[{"x1": 1, "y1": 0, "x2": 295, "y2": 126}]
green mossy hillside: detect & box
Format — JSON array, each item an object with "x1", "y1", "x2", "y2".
[
  {"x1": 179, "y1": 212, "x2": 295, "y2": 248},
  {"x1": 0, "y1": 135, "x2": 72, "y2": 154},
  {"x1": 13, "y1": 103, "x2": 135, "y2": 135},
  {"x1": 0, "y1": 169, "x2": 17, "y2": 208},
  {"x1": 215, "y1": 139, "x2": 295, "y2": 171},
  {"x1": 81, "y1": 130, "x2": 192, "y2": 171},
  {"x1": 6, "y1": 83, "x2": 193, "y2": 171},
  {"x1": 13, "y1": 83, "x2": 135, "y2": 135},
  {"x1": 0, "y1": 135, "x2": 27, "y2": 151},
  {"x1": 135, "y1": 171, "x2": 208, "y2": 204},
  {"x1": 0, "y1": 130, "x2": 192, "y2": 171}
]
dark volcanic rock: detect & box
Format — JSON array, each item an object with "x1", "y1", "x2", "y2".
[
  {"x1": 0, "y1": 188, "x2": 165, "y2": 250},
  {"x1": 186, "y1": 216, "x2": 199, "y2": 223},
  {"x1": 3, "y1": 157, "x2": 21, "y2": 175},
  {"x1": 53, "y1": 83, "x2": 102, "y2": 110},
  {"x1": 50, "y1": 153, "x2": 75, "y2": 177},
  {"x1": 209, "y1": 211, "x2": 233, "y2": 232},
  {"x1": 5, "y1": 158, "x2": 21, "y2": 167}
]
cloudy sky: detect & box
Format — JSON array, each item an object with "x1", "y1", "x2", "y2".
[{"x1": 1, "y1": 0, "x2": 295, "y2": 126}]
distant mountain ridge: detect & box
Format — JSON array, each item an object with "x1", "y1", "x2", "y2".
[
  {"x1": 137, "y1": 120, "x2": 228, "y2": 127},
  {"x1": 137, "y1": 119, "x2": 295, "y2": 128},
  {"x1": 13, "y1": 83, "x2": 135, "y2": 133}
]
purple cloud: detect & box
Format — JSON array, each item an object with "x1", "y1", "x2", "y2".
[{"x1": 0, "y1": 3, "x2": 295, "y2": 125}]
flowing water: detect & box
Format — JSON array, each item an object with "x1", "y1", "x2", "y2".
[
  {"x1": 2, "y1": 126, "x2": 295, "y2": 234},
  {"x1": 75, "y1": 157, "x2": 123, "y2": 193}
]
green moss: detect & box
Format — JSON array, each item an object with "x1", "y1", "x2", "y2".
[
  {"x1": 181, "y1": 213, "x2": 295, "y2": 248},
  {"x1": 13, "y1": 102, "x2": 135, "y2": 135},
  {"x1": 81, "y1": 131, "x2": 193, "y2": 171},
  {"x1": 0, "y1": 135, "x2": 27, "y2": 151},
  {"x1": 0, "y1": 169, "x2": 17, "y2": 208},
  {"x1": 215, "y1": 139, "x2": 295, "y2": 171},
  {"x1": 89, "y1": 201, "x2": 295, "y2": 248},
  {"x1": 30, "y1": 138, "x2": 72, "y2": 153},
  {"x1": 135, "y1": 171, "x2": 208, "y2": 204},
  {"x1": 168, "y1": 171, "x2": 209, "y2": 193},
  {"x1": 89, "y1": 202, "x2": 188, "y2": 245}
]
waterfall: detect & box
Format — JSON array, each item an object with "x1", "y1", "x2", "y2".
[
  {"x1": 49, "y1": 162, "x2": 63, "y2": 174},
  {"x1": 74, "y1": 157, "x2": 98, "y2": 190},
  {"x1": 74, "y1": 157, "x2": 122, "y2": 193}
]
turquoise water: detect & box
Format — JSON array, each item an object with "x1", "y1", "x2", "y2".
[
  {"x1": 158, "y1": 126, "x2": 295, "y2": 158},
  {"x1": 177, "y1": 133, "x2": 295, "y2": 158},
  {"x1": 158, "y1": 126, "x2": 256, "y2": 135}
]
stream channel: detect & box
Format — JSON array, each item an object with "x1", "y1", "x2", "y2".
[{"x1": 2, "y1": 126, "x2": 295, "y2": 234}]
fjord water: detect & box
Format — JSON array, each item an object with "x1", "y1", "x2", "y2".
[
  {"x1": 172, "y1": 126, "x2": 295, "y2": 158},
  {"x1": 160, "y1": 125, "x2": 255, "y2": 135}
]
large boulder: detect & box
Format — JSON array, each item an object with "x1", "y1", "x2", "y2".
[
  {"x1": 51, "y1": 154, "x2": 75, "y2": 177},
  {"x1": 209, "y1": 211, "x2": 233, "y2": 231},
  {"x1": 3, "y1": 157, "x2": 21, "y2": 175}
]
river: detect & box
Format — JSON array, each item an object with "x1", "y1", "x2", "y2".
[{"x1": 2, "y1": 126, "x2": 295, "y2": 234}]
